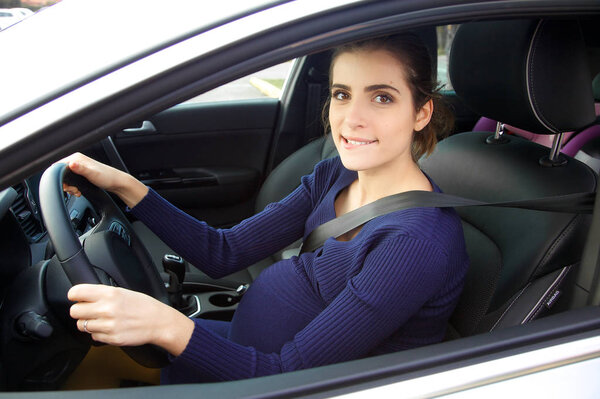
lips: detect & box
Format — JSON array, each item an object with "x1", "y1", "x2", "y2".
[{"x1": 342, "y1": 135, "x2": 377, "y2": 148}]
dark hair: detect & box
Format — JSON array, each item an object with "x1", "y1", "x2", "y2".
[{"x1": 322, "y1": 33, "x2": 454, "y2": 161}]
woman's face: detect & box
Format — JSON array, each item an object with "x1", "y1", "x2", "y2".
[{"x1": 329, "y1": 49, "x2": 431, "y2": 174}]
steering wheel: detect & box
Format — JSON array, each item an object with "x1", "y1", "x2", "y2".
[{"x1": 39, "y1": 162, "x2": 170, "y2": 367}]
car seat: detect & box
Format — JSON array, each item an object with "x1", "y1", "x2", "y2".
[
  {"x1": 420, "y1": 19, "x2": 597, "y2": 337},
  {"x1": 471, "y1": 72, "x2": 600, "y2": 168}
]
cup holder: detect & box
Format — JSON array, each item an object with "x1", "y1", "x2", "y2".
[{"x1": 209, "y1": 293, "x2": 237, "y2": 307}]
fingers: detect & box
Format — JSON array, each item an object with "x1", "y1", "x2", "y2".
[
  {"x1": 77, "y1": 318, "x2": 93, "y2": 333},
  {"x1": 68, "y1": 284, "x2": 113, "y2": 302},
  {"x1": 70, "y1": 285, "x2": 124, "y2": 344},
  {"x1": 69, "y1": 285, "x2": 132, "y2": 327},
  {"x1": 76, "y1": 318, "x2": 122, "y2": 345},
  {"x1": 59, "y1": 152, "x2": 89, "y2": 177},
  {"x1": 58, "y1": 152, "x2": 87, "y2": 167},
  {"x1": 70, "y1": 300, "x2": 102, "y2": 321},
  {"x1": 75, "y1": 317, "x2": 111, "y2": 335},
  {"x1": 69, "y1": 286, "x2": 163, "y2": 347},
  {"x1": 66, "y1": 155, "x2": 89, "y2": 177},
  {"x1": 59, "y1": 152, "x2": 125, "y2": 195},
  {"x1": 60, "y1": 153, "x2": 91, "y2": 196},
  {"x1": 69, "y1": 289, "x2": 115, "y2": 325},
  {"x1": 63, "y1": 183, "x2": 82, "y2": 197}
]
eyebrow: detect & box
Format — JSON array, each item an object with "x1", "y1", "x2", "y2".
[
  {"x1": 331, "y1": 83, "x2": 401, "y2": 94},
  {"x1": 366, "y1": 84, "x2": 401, "y2": 94}
]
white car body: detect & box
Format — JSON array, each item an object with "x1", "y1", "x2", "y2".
[{"x1": 1, "y1": 1, "x2": 600, "y2": 398}]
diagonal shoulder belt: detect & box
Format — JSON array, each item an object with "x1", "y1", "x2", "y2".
[{"x1": 299, "y1": 190, "x2": 595, "y2": 254}]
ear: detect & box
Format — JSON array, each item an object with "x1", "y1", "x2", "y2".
[{"x1": 414, "y1": 99, "x2": 433, "y2": 132}]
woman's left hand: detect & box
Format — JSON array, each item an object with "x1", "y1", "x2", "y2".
[{"x1": 68, "y1": 284, "x2": 194, "y2": 356}]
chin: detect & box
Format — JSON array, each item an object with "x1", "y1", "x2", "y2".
[{"x1": 338, "y1": 156, "x2": 383, "y2": 172}]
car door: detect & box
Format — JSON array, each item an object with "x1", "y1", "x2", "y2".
[{"x1": 109, "y1": 63, "x2": 295, "y2": 229}]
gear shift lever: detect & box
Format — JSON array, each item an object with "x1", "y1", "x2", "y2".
[{"x1": 162, "y1": 254, "x2": 186, "y2": 308}]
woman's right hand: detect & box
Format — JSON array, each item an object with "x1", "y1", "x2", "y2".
[
  {"x1": 61, "y1": 152, "x2": 149, "y2": 208},
  {"x1": 62, "y1": 152, "x2": 125, "y2": 195}
]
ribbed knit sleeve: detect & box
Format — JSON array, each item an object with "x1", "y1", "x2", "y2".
[
  {"x1": 174, "y1": 235, "x2": 449, "y2": 381},
  {"x1": 129, "y1": 162, "x2": 333, "y2": 278}
]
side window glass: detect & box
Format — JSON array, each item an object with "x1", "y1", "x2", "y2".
[
  {"x1": 186, "y1": 60, "x2": 294, "y2": 103},
  {"x1": 436, "y1": 24, "x2": 459, "y2": 91}
]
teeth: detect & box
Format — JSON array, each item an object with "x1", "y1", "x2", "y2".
[{"x1": 347, "y1": 138, "x2": 372, "y2": 145}]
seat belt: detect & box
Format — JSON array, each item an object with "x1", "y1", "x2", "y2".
[
  {"x1": 101, "y1": 136, "x2": 130, "y2": 174},
  {"x1": 300, "y1": 190, "x2": 595, "y2": 254}
]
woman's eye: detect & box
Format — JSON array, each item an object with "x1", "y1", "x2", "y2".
[
  {"x1": 374, "y1": 94, "x2": 393, "y2": 104},
  {"x1": 333, "y1": 91, "x2": 349, "y2": 101}
]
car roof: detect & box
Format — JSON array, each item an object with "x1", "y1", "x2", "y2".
[{"x1": 0, "y1": 0, "x2": 284, "y2": 126}]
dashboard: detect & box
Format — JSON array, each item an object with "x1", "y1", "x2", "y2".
[
  {"x1": 1, "y1": 175, "x2": 100, "y2": 291},
  {"x1": 0, "y1": 172, "x2": 104, "y2": 390}
]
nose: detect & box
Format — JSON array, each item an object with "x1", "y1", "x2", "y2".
[{"x1": 344, "y1": 98, "x2": 367, "y2": 130}]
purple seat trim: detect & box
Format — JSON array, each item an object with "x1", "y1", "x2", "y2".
[
  {"x1": 472, "y1": 117, "x2": 574, "y2": 149},
  {"x1": 473, "y1": 117, "x2": 497, "y2": 132},
  {"x1": 562, "y1": 124, "x2": 600, "y2": 157}
]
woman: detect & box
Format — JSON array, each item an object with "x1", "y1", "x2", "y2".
[{"x1": 64, "y1": 33, "x2": 469, "y2": 383}]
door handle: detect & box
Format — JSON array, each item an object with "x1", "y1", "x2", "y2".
[{"x1": 122, "y1": 120, "x2": 157, "y2": 135}]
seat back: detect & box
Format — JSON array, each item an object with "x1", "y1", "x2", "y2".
[
  {"x1": 421, "y1": 19, "x2": 597, "y2": 337},
  {"x1": 422, "y1": 133, "x2": 596, "y2": 336}
]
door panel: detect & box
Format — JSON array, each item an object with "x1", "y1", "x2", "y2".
[{"x1": 114, "y1": 98, "x2": 280, "y2": 227}]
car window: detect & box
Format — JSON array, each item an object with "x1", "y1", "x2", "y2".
[
  {"x1": 437, "y1": 24, "x2": 459, "y2": 91},
  {"x1": 186, "y1": 60, "x2": 295, "y2": 103}
]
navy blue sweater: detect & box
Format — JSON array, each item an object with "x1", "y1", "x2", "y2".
[{"x1": 131, "y1": 157, "x2": 469, "y2": 383}]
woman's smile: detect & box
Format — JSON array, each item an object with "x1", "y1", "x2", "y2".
[{"x1": 341, "y1": 135, "x2": 378, "y2": 149}]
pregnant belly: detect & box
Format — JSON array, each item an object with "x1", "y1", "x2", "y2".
[{"x1": 228, "y1": 260, "x2": 323, "y2": 353}]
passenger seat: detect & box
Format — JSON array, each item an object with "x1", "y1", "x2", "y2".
[{"x1": 421, "y1": 19, "x2": 597, "y2": 337}]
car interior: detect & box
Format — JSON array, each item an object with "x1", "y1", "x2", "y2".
[{"x1": 1, "y1": 11, "x2": 600, "y2": 394}]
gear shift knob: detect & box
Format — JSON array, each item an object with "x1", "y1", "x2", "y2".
[
  {"x1": 162, "y1": 254, "x2": 186, "y2": 308},
  {"x1": 162, "y1": 254, "x2": 185, "y2": 285}
]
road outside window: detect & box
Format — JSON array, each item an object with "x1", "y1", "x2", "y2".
[
  {"x1": 186, "y1": 60, "x2": 295, "y2": 103},
  {"x1": 437, "y1": 24, "x2": 459, "y2": 91}
]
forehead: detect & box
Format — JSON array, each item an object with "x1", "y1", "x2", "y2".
[{"x1": 331, "y1": 49, "x2": 408, "y2": 86}]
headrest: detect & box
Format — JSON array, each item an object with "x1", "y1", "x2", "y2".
[{"x1": 450, "y1": 19, "x2": 596, "y2": 134}]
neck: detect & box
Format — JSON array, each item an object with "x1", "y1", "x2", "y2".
[{"x1": 352, "y1": 158, "x2": 431, "y2": 207}]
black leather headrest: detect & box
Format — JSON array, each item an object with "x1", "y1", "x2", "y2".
[{"x1": 450, "y1": 19, "x2": 596, "y2": 134}]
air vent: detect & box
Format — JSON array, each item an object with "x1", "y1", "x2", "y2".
[{"x1": 10, "y1": 182, "x2": 45, "y2": 242}]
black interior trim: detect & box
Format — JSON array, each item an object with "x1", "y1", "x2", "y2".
[{"x1": 141, "y1": 98, "x2": 279, "y2": 134}]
